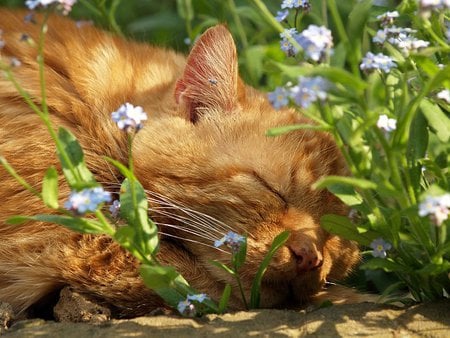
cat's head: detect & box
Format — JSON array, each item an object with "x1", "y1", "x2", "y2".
[{"x1": 133, "y1": 25, "x2": 360, "y2": 308}]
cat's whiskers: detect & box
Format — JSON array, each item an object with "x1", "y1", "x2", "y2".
[
  {"x1": 149, "y1": 207, "x2": 223, "y2": 239},
  {"x1": 148, "y1": 200, "x2": 229, "y2": 236},
  {"x1": 155, "y1": 221, "x2": 218, "y2": 242},
  {"x1": 157, "y1": 230, "x2": 230, "y2": 254},
  {"x1": 146, "y1": 190, "x2": 252, "y2": 237}
]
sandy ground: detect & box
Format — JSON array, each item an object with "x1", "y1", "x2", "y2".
[{"x1": 1, "y1": 300, "x2": 449, "y2": 337}]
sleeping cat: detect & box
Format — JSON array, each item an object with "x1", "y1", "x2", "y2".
[{"x1": 0, "y1": 9, "x2": 360, "y2": 318}]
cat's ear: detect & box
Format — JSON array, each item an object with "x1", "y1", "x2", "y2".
[{"x1": 175, "y1": 25, "x2": 239, "y2": 123}]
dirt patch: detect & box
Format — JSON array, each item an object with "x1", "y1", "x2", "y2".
[{"x1": 2, "y1": 300, "x2": 449, "y2": 337}]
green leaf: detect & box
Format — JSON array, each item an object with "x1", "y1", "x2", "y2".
[
  {"x1": 104, "y1": 156, "x2": 134, "y2": 179},
  {"x1": 140, "y1": 264, "x2": 181, "y2": 289},
  {"x1": 57, "y1": 127, "x2": 96, "y2": 187},
  {"x1": 120, "y1": 178, "x2": 159, "y2": 255},
  {"x1": 243, "y1": 45, "x2": 266, "y2": 86},
  {"x1": 420, "y1": 99, "x2": 450, "y2": 143},
  {"x1": 250, "y1": 231, "x2": 290, "y2": 309},
  {"x1": 361, "y1": 258, "x2": 410, "y2": 273},
  {"x1": 140, "y1": 264, "x2": 185, "y2": 307},
  {"x1": 320, "y1": 215, "x2": 374, "y2": 246},
  {"x1": 218, "y1": 284, "x2": 232, "y2": 314},
  {"x1": 42, "y1": 166, "x2": 59, "y2": 209},
  {"x1": 176, "y1": 0, "x2": 193, "y2": 21},
  {"x1": 7, "y1": 214, "x2": 110, "y2": 234},
  {"x1": 347, "y1": 0, "x2": 372, "y2": 45},
  {"x1": 266, "y1": 124, "x2": 331, "y2": 136},
  {"x1": 313, "y1": 176, "x2": 377, "y2": 190},
  {"x1": 232, "y1": 238, "x2": 247, "y2": 270},
  {"x1": 326, "y1": 184, "x2": 363, "y2": 207}
]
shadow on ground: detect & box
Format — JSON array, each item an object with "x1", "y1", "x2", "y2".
[{"x1": 2, "y1": 300, "x2": 449, "y2": 337}]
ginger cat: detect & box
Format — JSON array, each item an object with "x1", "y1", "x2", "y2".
[{"x1": 0, "y1": 9, "x2": 360, "y2": 318}]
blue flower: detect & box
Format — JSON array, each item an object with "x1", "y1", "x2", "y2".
[
  {"x1": 360, "y1": 52, "x2": 397, "y2": 73},
  {"x1": 296, "y1": 25, "x2": 333, "y2": 62},
  {"x1": 275, "y1": 10, "x2": 289, "y2": 22},
  {"x1": 187, "y1": 293, "x2": 209, "y2": 303},
  {"x1": 376, "y1": 114, "x2": 397, "y2": 133},
  {"x1": 370, "y1": 238, "x2": 392, "y2": 258},
  {"x1": 268, "y1": 86, "x2": 289, "y2": 109},
  {"x1": 25, "y1": 0, "x2": 77, "y2": 15},
  {"x1": 111, "y1": 103, "x2": 148, "y2": 132},
  {"x1": 419, "y1": 194, "x2": 450, "y2": 226},
  {"x1": 376, "y1": 11, "x2": 399, "y2": 26},
  {"x1": 177, "y1": 299, "x2": 196, "y2": 316},
  {"x1": 109, "y1": 200, "x2": 121, "y2": 218},
  {"x1": 419, "y1": 0, "x2": 450, "y2": 13},
  {"x1": 64, "y1": 187, "x2": 112, "y2": 215},
  {"x1": 289, "y1": 76, "x2": 329, "y2": 108},
  {"x1": 279, "y1": 28, "x2": 300, "y2": 57},
  {"x1": 281, "y1": 0, "x2": 310, "y2": 10},
  {"x1": 214, "y1": 231, "x2": 245, "y2": 253}
]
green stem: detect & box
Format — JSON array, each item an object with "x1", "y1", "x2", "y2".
[
  {"x1": 250, "y1": 0, "x2": 302, "y2": 52},
  {"x1": 234, "y1": 270, "x2": 248, "y2": 310},
  {"x1": 227, "y1": 0, "x2": 248, "y2": 49},
  {"x1": 108, "y1": 0, "x2": 123, "y2": 36},
  {"x1": 37, "y1": 13, "x2": 49, "y2": 116},
  {"x1": 95, "y1": 210, "x2": 115, "y2": 236},
  {"x1": 0, "y1": 156, "x2": 41, "y2": 198},
  {"x1": 327, "y1": 0, "x2": 348, "y2": 45}
]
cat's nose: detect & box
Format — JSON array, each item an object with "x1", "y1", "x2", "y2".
[{"x1": 289, "y1": 245, "x2": 323, "y2": 272}]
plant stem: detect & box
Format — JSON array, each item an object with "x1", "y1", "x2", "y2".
[
  {"x1": 227, "y1": 0, "x2": 248, "y2": 49},
  {"x1": 0, "y1": 156, "x2": 41, "y2": 198}
]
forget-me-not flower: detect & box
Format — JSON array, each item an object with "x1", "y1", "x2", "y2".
[
  {"x1": 111, "y1": 103, "x2": 148, "y2": 132},
  {"x1": 370, "y1": 238, "x2": 392, "y2": 258},
  {"x1": 360, "y1": 52, "x2": 397, "y2": 73},
  {"x1": 296, "y1": 25, "x2": 333, "y2": 62},
  {"x1": 268, "y1": 86, "x2": 290, "y2": 109},
  {"x1": 419, "y1": 193, "x2": 450, "y2": 226},
  {"x1": 26, "y1": 0, "x2": 77, "y2": 15},
  {"x1": 214, "y1": 231, "x2": 245, "y2": 253},
  {"x1": 377, "y1": 114, "x2": 397, "y2": 133},
  {"x1": 290, "y1": 76, "x2": 329, "y2": 108},
  {"x1": 65, "y1": 187, "x2": 112, "y2": 215}
]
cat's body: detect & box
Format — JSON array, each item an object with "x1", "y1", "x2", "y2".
[{"x1": 0, "y1": 10, "x2": 360, "y2": 318}]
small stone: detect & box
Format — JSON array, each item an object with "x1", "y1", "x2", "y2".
[
  {"x1": 53, "y1": 287, "x2": 111, "y2": 323},
  {"x1": 0, "y1": 302, "x2": 15, "y2": 333}
]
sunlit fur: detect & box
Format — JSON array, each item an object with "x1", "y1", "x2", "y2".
[{"x1": 0, "y1": 10, "x2": 360, "y2": 317}]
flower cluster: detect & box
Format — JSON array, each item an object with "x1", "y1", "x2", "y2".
[
  {"x1": 279, "y1": 25, "x2": 333, "y2": 62},
  {"x1": 373, "y1": 11, "x2": 430, "y2": 55},
  {"x1": 370, "y1": 238, "x2": 392, "y2": 258},
  {"x1": 418, "y1": 0, "x2": 450, "y2": 14},
  {"x1": 111, "y1": 103, "x2": 148, "y2": 132},
  {"x1": 268, "y1": 86, "x2": 290, "y2": 109},
  {"x1": 177, "y1": 293, "x2": 209, "y2": 316},
  {"x1": 360, "y1": 52, "x2": 397, "y2": 73},
  {"x1": 214, "y1": 231, "x2": 245, "y2": 253},
  {"x1": 376, "y1": 114, "x2": 397, "y2": 133},
  {"x1": 281, "y1": 0, "x2": 310, "y2": 10},
  {"x1": 376, "y1": 11, "x2": 399, "y2": 26},
  {"x1": 419, "y1": 194, "x2": 450, "y2": 226},
  {"x1": 291, "y1": 76, "x2": 329, "y2": 108},
  {"x1": 65, "y1": 187, "x2": 112, "y2": 215},
  {"x1": 26, "y1": 0, "x2": 77, "y2": 15},
  {"x1": 268, "y1": 76, "x2": 330, "y2": 109}
]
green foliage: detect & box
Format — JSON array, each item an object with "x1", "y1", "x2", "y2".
[{"x1": 1, "y1": 0, "x2": 449, "y2": 312}]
